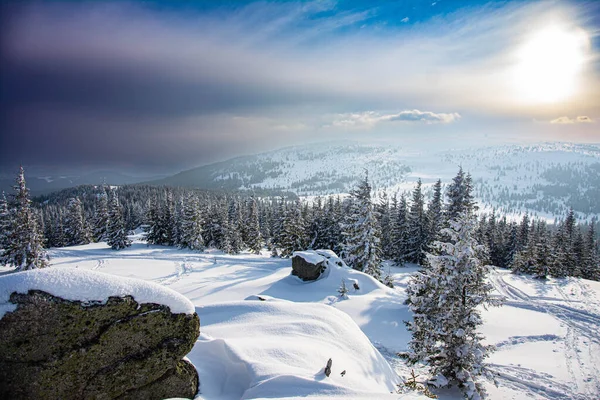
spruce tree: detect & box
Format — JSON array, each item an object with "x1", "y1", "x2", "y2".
[
  {"x1": 161, "y1": 191, "x2": 176, "y2": 246},
  {"x1": 376, "y1": 192, "x2": 392, "y2": 258},
  {"x1": 582, "y1": 223, "x2": 599, "y2": 280},
  {"x1": 427, "y1": 179, "x2": 443, "y2": 248},
  {"x1": 0, "y1": 193, "x2": 9, "y2": 265},
  {"x1": 179, "y1": 194, "x2": 204, "y2": 251},
  {"x1": 106, "y1": 190, "x2": 132, "y2": 250},
  {"x1": 93, "y1": 188, "x2": 109, "y2": 242},
  {"x1": 391, "y1": 193, "x2": 410, "y2": 265},
  {"x1": 144, "y1": 197, "x2": 162, "y2": 245},
  {"x1": 3, "y1": 167, "x2": 49, "y2": 270},
  {"x1": 406, "y1": 179, "x2": 428, "y2": 265},
  {"x1": 341, "y1": 172, "x2": 383, "y2": 280},
  {"x1": 64, "y1": 197, "x2": 91, "y2": 246},
  {"x1": 245, "y1": 197, "x2": 262, "y2": 254},
  {"x1": 279, "y1": 200, "x2": 307, "y2": 257},
  {"x1": 405, "y1": 210, "x2": 501, "y2": 399},
  {"x1": 227, "y1": 197, "x2": 244, "y2": 253}
]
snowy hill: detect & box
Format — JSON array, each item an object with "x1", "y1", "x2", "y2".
[
  {"x1": 0, "y1": 170, "x2": 166, "y2": 196},
  {"x1": 149, "y1": 141, "x2": 600, "y2": 220},
  {"x1": 12, "y1": 235, "x2": 599, "y2": 399}
]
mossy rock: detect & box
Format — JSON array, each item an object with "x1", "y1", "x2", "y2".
[{"x1": 0, "y1": 290, "x2": 200, "y2": 400}]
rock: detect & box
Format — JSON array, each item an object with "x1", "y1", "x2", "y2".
[
  {"x1": 291, "y1": 251, "x2": 327, "y2": 281},
  {"x1": 291, "y1": 250, "x2": 348, "y2": 282},
  {"x1": 0, "y1": 289, "x2": 200, "y2": 400},
  {"x1": 324, "y1": 358, "x2": 333, "y2": 377}
]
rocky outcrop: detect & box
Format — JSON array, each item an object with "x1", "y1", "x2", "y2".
[
  {"x1": 292, "y1": 252, "x2": 327, "y2": 281},
  {"x1": 0, "y1": 289, "x2": 200, "y2": 400}
]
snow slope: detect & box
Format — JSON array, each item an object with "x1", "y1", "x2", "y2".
[
  {"x1": 150, "y1": 141, "x2": 600, "y2": 220},
  {"x1": 192, "y1": 300, "x2": 401, "y2": 399},
  {"x1": 4, "y1": 237, "x2": 599, "y2": 399}
]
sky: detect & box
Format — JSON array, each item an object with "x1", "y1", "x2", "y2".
[{"x1": 1, "y1": 0, "x2": 599, "y2": 175}]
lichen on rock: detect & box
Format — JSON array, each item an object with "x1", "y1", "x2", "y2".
[{"x1": 0, "y1": 281, "x2": 200, "y2": 400}]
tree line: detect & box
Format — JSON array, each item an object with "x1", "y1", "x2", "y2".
[{"x1": 0, "y1": 167, "x2": 598, "y2": 283}]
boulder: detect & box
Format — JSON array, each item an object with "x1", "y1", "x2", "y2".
[
  {"x1": 291, "y1": 250, "x2": 348, "y2": 282},
  {"x1": 292, "y1": 251, "x2": 327, "y2": 281},
  {"x1": 0, "y1": 269, "x2": 200, "y2": 400}
]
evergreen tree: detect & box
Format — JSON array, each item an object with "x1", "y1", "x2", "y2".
[
  {"x1": 245, "y1": 197, "x2": 262, "y2": 254},
  {"x1": 64, "y1": 197, "x2": 91, "y2": 246},
  {"x1": 406, "y1": 179, "x2": 428, "y2": 265},
  {"x1": 106, "y1": 190, "x2": 132, "y2": 250},
  {"x1": 93, "y1": 188, "x2": 109, "y2": 242},
  {"x1": 161, "y1": 191, "x2": 176, "y2": 246},
  {"x1": 341, "y1": 172, "x2": 383, "y2": 280},
  {"x1": 583, "y1": 223, "x2": 599, "y2": 280},
  {"x1": 517, "y1": 214, "x2": 530, "y2": 252},
  {"x1": 445, "y1": 167, "x2": 475, "y2": 222},
  {"x1": 405, "y1": 210, "x2": 501, "y2": 399},
  {"x1": 144, "y1": 197, "x2": 162, "y2": 245},
  {"x1": 322, "y1": 196, "x2": 343, "y2": 253},
  {"x1": 427, "y1": 179, "x2": 444, "y2": 248},
  {"x1": 503, "y1": 223, "x2": 519, "y2": 268},
  {"x1": 179, "y1": 194, "x2": 204, "y2": 251},
  {"x1": 391, "y1": 193, "x2": 410, "y2": 265},
  {"x1": 2, "y1": 167, "x2": 49, "y2": 270},
  {"x1": 0, "y1": 193, "x2": 11, "y2": 265},
  {"x1": 279, "y1": 200, "x2": 307, "y2": 257},
  {"x1": 227, "y1": 197, "x2": 244, "y2": 253},
  {"x1": 270, "y1": 197, "x2": 286, "y2": 248},
  {"x1": 376, "y1": 192, "x2": 392, "y2": 258}
]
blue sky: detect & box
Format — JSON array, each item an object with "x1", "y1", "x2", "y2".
[{"x1": 1, "y1": 0, "x2": 598, "y2": 173}]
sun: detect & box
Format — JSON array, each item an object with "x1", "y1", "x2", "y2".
[{"x1": 512, "y1": 25, "x2": 589, "y2": 104}]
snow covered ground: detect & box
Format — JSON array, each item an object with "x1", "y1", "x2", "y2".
[{"x1": 5, "y1": 236, "x2": 599, "y2": 399}]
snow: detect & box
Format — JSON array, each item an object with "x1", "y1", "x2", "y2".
[
  {"x1": 0, "y1": 266, "x2": 195, "y2": 318},
  {"x1": 4, "y1": 237, "x2": 599, "y2": 399},
  {"x1": 189, "y1": 300, "x2": 401, "y2": 399},
  {"x1": 292, "y1": 250, "x2": 326, "y2": 265}
]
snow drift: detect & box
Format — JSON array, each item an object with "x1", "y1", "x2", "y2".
[{"x1": 188, "y1": 300, "x2": 402, "y2": 399}]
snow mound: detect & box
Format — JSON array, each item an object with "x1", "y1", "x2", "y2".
[
  {"x1": 265, "y1": 254, "x2": 392, "y2": 302},
  {"x1": 0, "y1": 267, "x2": 195, "y2": 318},
  {"x1": 188, "y1": 301, "x2": 402, "y2": 399}
]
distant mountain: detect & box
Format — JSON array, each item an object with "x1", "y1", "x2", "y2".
[
  {"x1": 0, "y1": 171, "x2": 166, "y2": 196},
  {"x1": 149, "y1": 142, "x2": 600, "y2": 220},
  {"x1": 147, "y1": 143, "x2": 412, "y2": 195}
]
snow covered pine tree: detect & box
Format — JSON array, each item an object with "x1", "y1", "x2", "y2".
[
  {"x1": 404, "y1": 210, "x2": 502, "y2": 399},
  {"x1": 341, "y1": 171, "x2": 383, "y2": 281},
  {"x1": 2, "y1": 167, "x2": 49, "y2": 270},
  {"x1": 106, "y1": 190, "x2": 132, "y2": 250}
]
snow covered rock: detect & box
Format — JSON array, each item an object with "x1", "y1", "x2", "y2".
[
  {"x1": 291, "y1": 250, "x2": 347, "y2": 281},
  {"x1": 0, "y1": 268, "x2": 200, "y2": 400},
  {"x1": 292, "y1": 251, "x2": 327, "y2": 281}
]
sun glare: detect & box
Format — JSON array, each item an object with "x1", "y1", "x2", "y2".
[{"x1": 512, "y1": 25, "x2": 589, "y2": 104}]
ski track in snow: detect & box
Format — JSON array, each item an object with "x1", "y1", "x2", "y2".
[
  {"x1": 155, "y1": 259, "x2": 196, "y2": 286},
  {"x1": 490, "y1": 271, "x2": 600, "y2": 399}
]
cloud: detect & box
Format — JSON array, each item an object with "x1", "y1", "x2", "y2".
[
  {"x1": 389, "y1": 110, "x2": 461, "y2": 124},
  {"x1": 0, "y1": 0, "x2": 598, "y2": 170},
  {"x1": 550, "y1": 116, "x2": 594, "y2": 124},
  {"x1": 330, "y1": 110, "x2": 460, "y2": 129}
]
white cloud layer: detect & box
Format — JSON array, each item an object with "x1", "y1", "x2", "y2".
[
  {"x1": 550, "y1": 116, "x2": 594, "y2": 124},
  {"x1": 330, "y1": 110, "x2": 460, "y2": 129}
]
